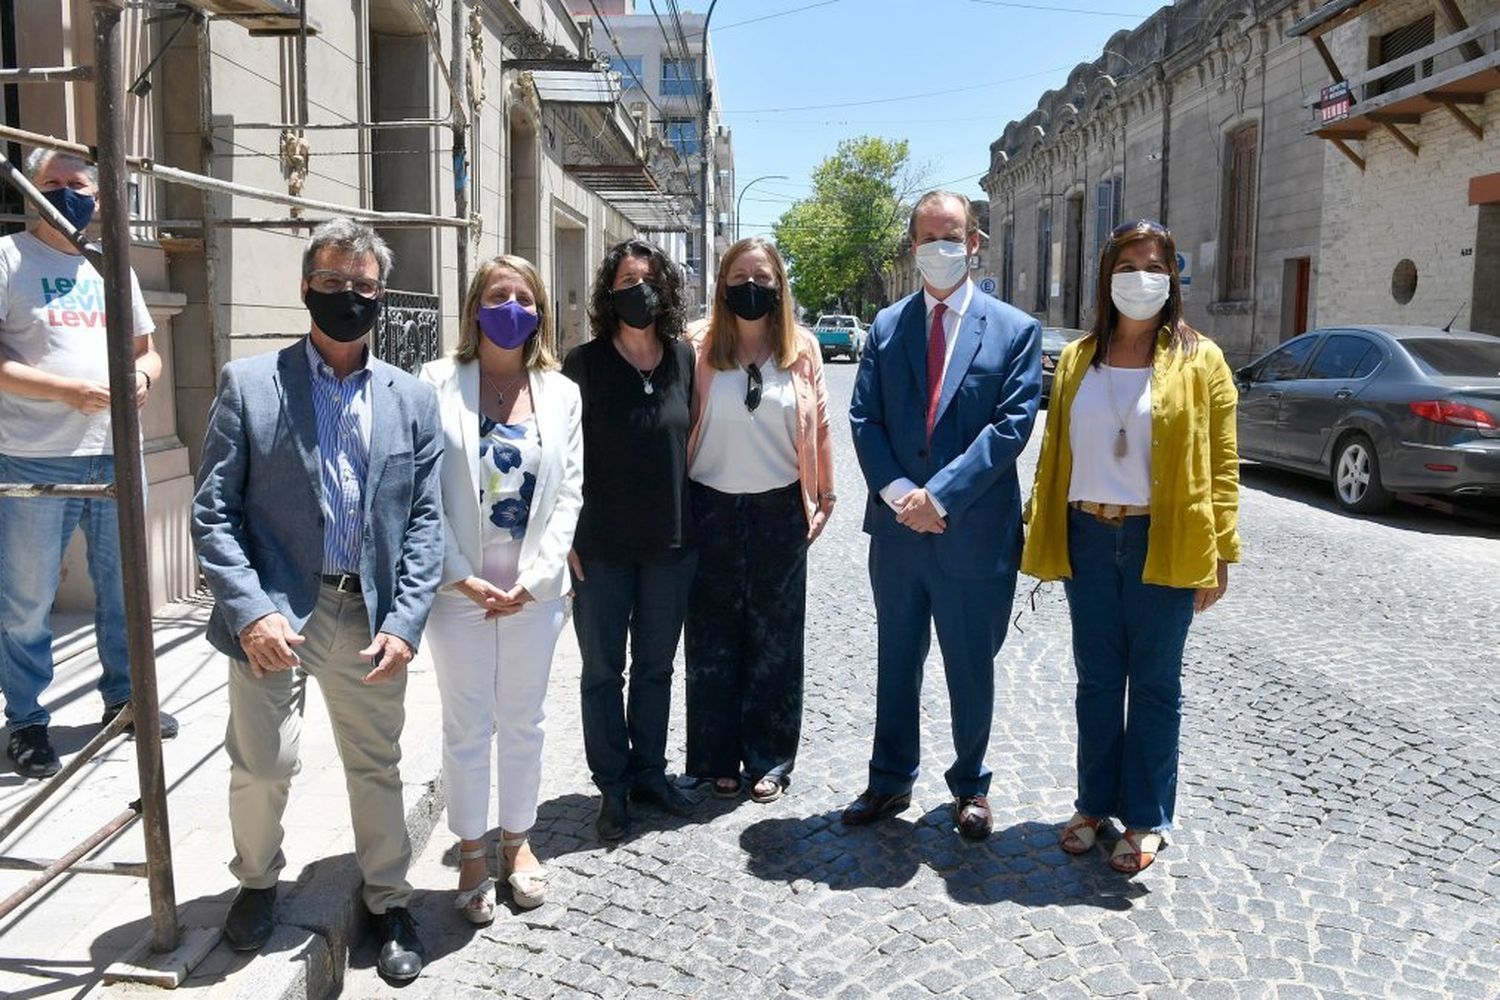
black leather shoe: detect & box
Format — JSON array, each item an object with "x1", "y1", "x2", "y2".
[
  {"x1": 6, "y1": 725, "x2": 61, "y2": 779},
  {"x1": 841, "y1": 789, "x2": 911, "y2": 826},
  {"x1": 955, "y1": 795, "x2": 993, "y2": 841},
  {"x1": 631, "y1": 774, "x2": 696, "y2": 817},
  {"x1": 373, "y1": 906, "x2": 425, "y2": 983},
  {"x1": 596, "y1": 787, "x2": 631, "y2": 842},
  {"x1": 102, "y1": 702, "x2": 180, "y2": 740},
  {"x1": 222, "y1": 885, "x2": 276, "y2": 952}
]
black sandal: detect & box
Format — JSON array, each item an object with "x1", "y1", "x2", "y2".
[{"x1": 712, "y1": 777, "x2": 742, "y2": 798}]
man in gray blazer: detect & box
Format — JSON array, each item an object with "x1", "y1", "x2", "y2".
[{"x1": 192, "y1": 219, "x2": 442, "y2": 982}]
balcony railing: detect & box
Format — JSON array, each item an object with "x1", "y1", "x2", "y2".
[
  {"x1": 1305, "y1": 12, "x2": 1500, "y2": 148},
  {"x1": 374, "y1": 290, "x2": 441, "y2": 374}
]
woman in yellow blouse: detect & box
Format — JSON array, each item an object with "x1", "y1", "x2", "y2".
[{"x1": 1021, "y1": 219, "x2": 1239, "y2": 875}]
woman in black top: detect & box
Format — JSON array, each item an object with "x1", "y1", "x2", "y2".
[{"x1": 563, "y1": 239, "x2": 697, "y2": 842}]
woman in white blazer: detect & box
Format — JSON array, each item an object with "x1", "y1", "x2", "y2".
[{"x1": 418, "y1": 255, "x2": 583, "y2": 921}]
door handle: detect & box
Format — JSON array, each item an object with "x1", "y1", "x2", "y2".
[
  {"x1": 1334, "y1": 389, "x2": 1353, "y2": 399},
  {"x1": 1267, "y1": 391, "x2": 1283, "y2": 400}
]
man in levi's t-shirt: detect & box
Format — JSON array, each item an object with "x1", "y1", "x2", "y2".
[{"x1": 0, "y1": 148, "x2": 174, "y2": 780}]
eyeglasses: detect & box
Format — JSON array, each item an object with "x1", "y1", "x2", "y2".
[
  {"x1": 744, "y1": 362, "x2": 763, "y2": 412},
  {"x1": 307, "y1": 269, "x2": 385, "y2": 299},
  {"x1": 1110, "y1": 219, "x2": 1169, "y2": 239}
]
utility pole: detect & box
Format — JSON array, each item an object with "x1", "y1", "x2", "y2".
[{"x1": 698, "y1": 0, "x2": 719, "y2": 308}]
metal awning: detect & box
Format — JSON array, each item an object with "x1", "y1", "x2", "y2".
[
  {"x1": 527, "y1": 69, "x2": 618, "y2": 105},
  {"x1": 564, "y1": 164, "x2": 688, "y2": 231},
  {"x1": 1289, "y1": 0, "x2": 1387, "y2": 39}
]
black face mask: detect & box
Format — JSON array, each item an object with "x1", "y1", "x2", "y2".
[
  {"x1": 305, "y1": 288, "x2": 381, "y2": 343},
  {"x1": 724, "y1": 280, "x2": 778, "y2": 322},
  {"x1": 611, "y1": 282, "x2": 661, "y2": 331}
]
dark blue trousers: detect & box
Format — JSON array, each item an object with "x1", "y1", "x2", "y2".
[
  {"x1": 867, "y1": 538, "x2": 1017, "y2": 798},
  {"x1": 1062, "y1": 508, "x2": 1195, "y2": 831}
]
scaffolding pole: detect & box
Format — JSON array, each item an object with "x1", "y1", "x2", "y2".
[
  {"x1": 92, "y1": 0, "x2": 179, "y2": 955},
  {"x1": 0, "y1": 123, "x2": 472, "y2": 229}
]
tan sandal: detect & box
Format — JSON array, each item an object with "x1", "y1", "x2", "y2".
[
  {"x1": 1059, "y1": 812, "x2": 1103, "y2": 855},
  {"x1": 500, "y1": 832, "x2": 548, "y2": 910},
  {"x1": 1109, "y1": 828, "x2": 1163, "y2": 874},
  {"x1": 453, "y1": 846, "x2": 494, "y2": 925}
]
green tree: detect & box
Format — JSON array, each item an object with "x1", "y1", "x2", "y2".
[{"x1": 773, "y1": 136, "x2": 922, "y2": 321}]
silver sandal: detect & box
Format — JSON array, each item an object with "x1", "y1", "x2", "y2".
[
  {"x1": 500, "y1": 832, "x2": 549, "y2": 910},
  {"x1": 453, "y1": 845, "x2": 495, "y2": 925}
]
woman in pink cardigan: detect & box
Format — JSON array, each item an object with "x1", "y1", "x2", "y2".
[{"x1": 684, "y1": 237, "x2": 835, "y2": 803}]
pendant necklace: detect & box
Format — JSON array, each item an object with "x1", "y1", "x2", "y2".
[
  {"x1": 482, "y1": 369, "x2": 527, "y2": 407},
  {"x1": 616, "y1": 337, "x2": 662, "y2": 396},
  {"x1": 1102, "y1": 339, "x2": 1138, "y2": 459}
]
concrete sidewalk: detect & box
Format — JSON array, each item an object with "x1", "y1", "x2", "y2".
[{"x1": 0, "y1": 595, "x2": 449, "y2": 999}]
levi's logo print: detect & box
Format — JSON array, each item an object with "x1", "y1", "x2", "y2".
[{"x1": 41, "y1": 275, "x2": 107, "y2": 329}]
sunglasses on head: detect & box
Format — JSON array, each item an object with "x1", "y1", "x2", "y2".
[
  {"x1": 744, "y1": 362, "x2": 763, "y2": 412},
  {"x1": 1111, "y1": 219, "x2": 1169, "y2": 240}
]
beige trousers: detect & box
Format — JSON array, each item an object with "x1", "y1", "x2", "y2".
[{"x1": 224, "y1": 584, "x2": 412, "y2": 913}]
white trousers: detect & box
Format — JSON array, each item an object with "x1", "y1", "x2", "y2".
[{"x1": 425, "y1": 591, "x2": 566, "y2": 839}]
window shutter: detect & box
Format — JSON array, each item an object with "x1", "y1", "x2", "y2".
[{"x1": 1226, "y1": 125, "x2": 1258, "y2": 300}]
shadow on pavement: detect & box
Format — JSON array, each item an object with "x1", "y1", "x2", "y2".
[
  {"x1": 1240, "y1": 462, "x2": 1500, "y2": 539},
  {"x1": 737, "y1": 807, "x2": 1146, "y2": 909},
  {"x1": 531, "y1": 787, "x2": 708, "y2": 863}
]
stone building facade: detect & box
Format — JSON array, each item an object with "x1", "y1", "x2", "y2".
[
  {"x1": 982, "y1": 0, "x2": 1332, "y2": 366},
  {"x1": 1295, "y1": 0, "x2": 1499, "y2": 334}
]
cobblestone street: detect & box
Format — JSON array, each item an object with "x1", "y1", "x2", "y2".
[{"x1": 343, "y1": 362, "x2": 1500, "y2": 1000}]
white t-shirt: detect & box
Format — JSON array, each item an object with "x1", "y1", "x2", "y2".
[
  {"x1": 0, "y1": 231, "x2": 155, "y2": 457},
  {"x1": 1067, "y1": 363, "x2": 1153, "y2": 506},
  {"x1": 689, "y1": 361, "x2": 800, "y2": 494}
]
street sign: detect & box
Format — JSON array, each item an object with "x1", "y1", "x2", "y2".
[
  {"x1": 978, "y1": 276, "x2": 998, "y2": 296},
  {"x1": 1176, "y1": 251, "x2": 1193, "y2": 300},
  {"x1": 1319, "y1": 81, "x2": 1353, "y2": 125}
]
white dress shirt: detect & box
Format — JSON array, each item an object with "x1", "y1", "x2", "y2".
[{"x1": 879, "y1": 279, "x2": 975, "y2": 517}]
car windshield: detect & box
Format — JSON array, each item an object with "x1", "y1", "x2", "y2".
[
  {"x1": 1402, "y1": 338, "x2": 1500, "y2": 378},
  {"x1": 819, "y1": 317, "x2": 853, "y2": 328},
  {"x1": 1041, "y1": 329, "x2": 1071, "y2": 351}
]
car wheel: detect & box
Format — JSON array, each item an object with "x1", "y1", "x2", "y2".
[{"x1": 1332, "y1": 434, "x2": 1394, "y2": 514}]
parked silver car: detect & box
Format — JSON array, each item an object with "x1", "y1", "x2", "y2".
[{"x1": 1235, "y1": 326, "x2": 1500, "y2": 513}]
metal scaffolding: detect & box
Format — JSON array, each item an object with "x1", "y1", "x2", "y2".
[{"x1": 0, "y1": 0, "x2": 476, "y2": 983}]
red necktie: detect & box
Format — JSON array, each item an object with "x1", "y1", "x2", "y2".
[{"x1": 925, "y1": 303, "x2": 947, "y2": 441}]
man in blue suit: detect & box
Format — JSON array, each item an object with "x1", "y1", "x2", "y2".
[
  {"x1": 192, "y1": 219, "x2": 442, "y2": 981},
  {"x1": 845, "y1": 190, "x2": 1041, "y2": 840}
]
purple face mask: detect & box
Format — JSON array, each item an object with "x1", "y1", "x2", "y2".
[{"x1": 478, "y1": 300, "x2": 539, "y2": 350}]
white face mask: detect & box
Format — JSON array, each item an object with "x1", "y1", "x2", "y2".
[
  {"x1": 1110, "y1": 271, "x2": 1171, "y2": 321},
  {"x1": 915, "y1": 239, "x2": 970, "y2": 290}
]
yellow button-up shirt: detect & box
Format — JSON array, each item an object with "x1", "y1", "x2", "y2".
[{"x1": 1021, "y1": 329, "x2": 1241, "y2": 589}]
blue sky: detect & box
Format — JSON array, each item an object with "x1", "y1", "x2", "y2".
[{"x1": 675, "y1": 0, "x2": 1168, "y2": 236}]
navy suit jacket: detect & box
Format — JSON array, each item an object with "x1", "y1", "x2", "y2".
[
  {"x1": 849, "y1": 286, "x2": 1042, "y2": 579},
  {"x1": 191, "y1": 340, "x2": 444, "y2": 659}
]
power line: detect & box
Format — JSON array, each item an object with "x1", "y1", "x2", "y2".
[
  {"x1": 725, "y1": 62, "x2": 1075, "y2": 114},
  {"x1": 587, "y1": 0, "x2": 670, "y2": 123},
  {"x1": 965, "y1": 0, "x2": 1148, "y2": 14},
  {"x1": 716, "y1": 0, "x2": 842, "y2": 31}
]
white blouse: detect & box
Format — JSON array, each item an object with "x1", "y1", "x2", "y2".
[
  {"x1": 1067, "y1": 364, "x2": 1153, "y2": 506},
  {"x1": 689, "y1": 362, "x2": 799, "y2": 494}
]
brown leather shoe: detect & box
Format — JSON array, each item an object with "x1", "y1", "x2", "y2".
[
  {"x1": 955, "y1": 795, "x2": 992, "y2": 841},
  {"x1": 841, "y1": 789, "x2": 911, "y2": 826}
]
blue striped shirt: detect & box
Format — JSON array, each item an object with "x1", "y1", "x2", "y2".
[{"x1": 305, "y1": 339, "x2": 373, "y2": 575}]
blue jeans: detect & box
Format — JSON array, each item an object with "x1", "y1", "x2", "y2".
[
  {"x1": 1062, "y1": 508, "x2": 1195, "y2": 832},
  {"x1": 0, "y1": 454, "x2": 131, "y2": 729}
]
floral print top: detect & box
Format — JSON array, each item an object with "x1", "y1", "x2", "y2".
[{"x1": 479, "y1": 413, "x2": 540, "y2": 546}]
